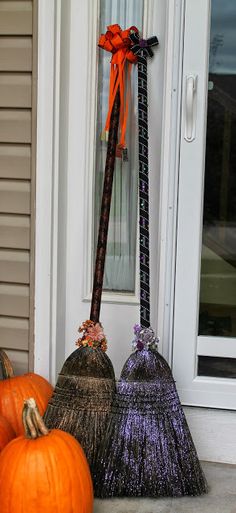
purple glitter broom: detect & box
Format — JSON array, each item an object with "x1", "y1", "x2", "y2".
[{"x1": 94, "y1": 32, "x2": 208, "y2": 497}]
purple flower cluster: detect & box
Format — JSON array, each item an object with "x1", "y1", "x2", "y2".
[{"x1": 132, "y1": 324, "x2": 160, "y2": 352}]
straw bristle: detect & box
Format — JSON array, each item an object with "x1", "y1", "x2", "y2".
[
  {"x1": 94, "y1": 349, "x2": 208, "y2": 497},
  {"x1": 44, "y1": 346, "x2": 116, "y2": 471},
  {"x1": 59, "y1": 346, "x2": 115, "y2": 379}
]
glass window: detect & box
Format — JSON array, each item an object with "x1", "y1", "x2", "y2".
[
  {"x1": 199, "y1": 0, "x2": 236, "y2": 347},
  {"x1": 94, "y1": 0, "x2": 143, "y2": 292}
]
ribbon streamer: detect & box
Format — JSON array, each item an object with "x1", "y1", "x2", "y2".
[{"x1": 98, "y1": 24, "x2": 138, "y2": 157}]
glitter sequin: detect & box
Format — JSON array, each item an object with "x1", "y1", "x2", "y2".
[{"x1": 94, "y1": 349, "x2": 208, "y2": 497}]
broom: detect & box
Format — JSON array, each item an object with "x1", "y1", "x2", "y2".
[
  {"x1": 94, "y1": 32, "x2": 208, "y2": 497},
  {"x1": 44, "y1": 25, "x2": 138, "y2": 474}
]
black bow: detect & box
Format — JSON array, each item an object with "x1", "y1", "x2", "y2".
[{"x1": 130, "y1": 32, "x2": 159, "y2": 58}]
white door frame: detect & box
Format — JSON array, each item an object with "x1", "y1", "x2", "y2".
[{"x1": 34, "y1": 0, "x2": 61, "y2": 381}]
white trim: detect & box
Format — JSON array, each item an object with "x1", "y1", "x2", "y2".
[
  {"x1": 83, "y1": 291, "x2": 139, "y2": 305},
  {"x1": 198, "y1": 335, "x2": 236, "y2": 358},
  {"x1": 49, "y1": 0, "x2": 62, "y2": 385},
  {"x1": 185, "y1": 406, "x2": 236, "y2": 464},
  {"x1": 156, "y1": 0, "x2": 185, "y2": 360},
  {"x1": 34, "y1": 0, "x2": 57, "y2": 380},
  {"x1": 82, "y1": 0, "x2": 100, "y2": 301}
]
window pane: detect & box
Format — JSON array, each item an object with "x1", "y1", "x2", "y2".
[
  {"x1": 94, "y1": 0, "x2": 143, "y2": 292},
  {"x1": 198, "y1": 356, "x2": 236, "y2": 379},
  {"x1": 199, "y1": 0, "x2": 236, "y2": 341}
]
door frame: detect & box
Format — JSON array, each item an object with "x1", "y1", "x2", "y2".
[
  {"x1": 34, "y1": 0, "x2": 62, "y2": 381},
  {"x1": 169, "y1": 0, "x2": 236, "y2": 462}
]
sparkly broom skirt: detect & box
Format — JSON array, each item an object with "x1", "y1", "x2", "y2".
[
  {"x1": 44, "y1": 347, "x2": 116, "y2": 474},
  {"x1": 94, "y1": 349, "x2": 208, "y2": 497}
]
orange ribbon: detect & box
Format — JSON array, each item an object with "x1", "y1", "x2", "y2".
[{"x1": 98, "y1": 24, "x2": 138, "y2": 157}]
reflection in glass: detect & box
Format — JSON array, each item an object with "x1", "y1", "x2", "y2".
[
  {"x1": 198, "y1": 356, "x2": 236, "y2": 379},
  {"x1": 94, "y1": 0, "x2": 143, "y2": 292},
  {"x1": 199, "y1": 0, "x2": 236, "y2": 337}
]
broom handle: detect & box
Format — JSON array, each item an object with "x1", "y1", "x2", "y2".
[
  {"x1": 90, "y1": 91, "x2": 120, "y2": 323},
  {"x1": 138, "y1": 55, "x2": 150, "y2": 328}
]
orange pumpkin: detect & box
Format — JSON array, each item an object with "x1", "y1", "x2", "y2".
[
  {"x1": 0, "y1": 398, "x2": 93, "y2": 513},
  {"x1": 0, "y1": 350, "x2": 53, "y2": 435},
  {"x1": 0, "y1": 415, "x2": 15, "y2": 453}
]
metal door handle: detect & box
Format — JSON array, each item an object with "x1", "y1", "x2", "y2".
[{"x1": 185, "y1": 75, "x2": 197, "y2": 142}]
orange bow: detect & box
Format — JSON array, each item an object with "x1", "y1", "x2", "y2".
[{"x1": 98, "y1": 24, "x2": 138, "y2": 158}]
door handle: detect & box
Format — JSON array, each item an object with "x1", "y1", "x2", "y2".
[{"x1": 185, "y1": 75, "x2": 197, "y2": 142}]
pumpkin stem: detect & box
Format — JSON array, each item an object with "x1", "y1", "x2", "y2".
[
  {"x1": 22, "y1": 398, "x2": 49, "y2": 439},
  {"x1": 0, "y1": 349, "x2": 14, "y2": 379}
]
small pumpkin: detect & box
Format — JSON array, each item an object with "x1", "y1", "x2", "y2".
[
  {"x1": 0, "y1": 415, "x2": 15, "y2": 453},
  {"x1": 0, "y1": 398, "x2": 93, "y2": 513},
  {"x1": 0, "y1": 349, "x2": 53, "y2": 435}
]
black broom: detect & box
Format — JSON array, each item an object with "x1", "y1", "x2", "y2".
[
  {"x1": 44, "y1": 25, "x2": 138, "y2": 475},
  {"x1": 94, "y1": 32, "x2": 208, "y2": 497}
]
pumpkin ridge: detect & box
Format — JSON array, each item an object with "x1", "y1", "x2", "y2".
[
  {"x1": 43, "y1": 434, "x2": 64, "y2": 512},
  {"x1": 0, "y1": 415, "x2": 15, "y2": 452},
  {"x1": 50, "y1": 431, "x2": 81, "y2": 511},
  {"x1": 54, "y1": 430, "x2": 93, "y2": 512},
  {"x1": 0, "y1": 438, "x2": 28, "y2": 512},
  {"x1": 0, "y1": 379, "x2": 17, "y2": 433}
]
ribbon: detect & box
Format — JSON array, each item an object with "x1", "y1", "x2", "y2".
[
  {"x1": 98, "y1": 24, "x2": 138, "y2": 158},
  {"x1": 130, "y1": 32, "x2": 159, "y2": 58}
]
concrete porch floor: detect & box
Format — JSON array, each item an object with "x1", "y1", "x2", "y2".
[{"x1": 94, "y1": 462, "x2": 236, "y2": 513}]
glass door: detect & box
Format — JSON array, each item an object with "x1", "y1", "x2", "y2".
[{"x1": 173, "y1": 0, "x2": 236, "y2": 409}]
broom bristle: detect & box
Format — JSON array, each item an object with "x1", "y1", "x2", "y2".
[
  {"x1": 44, "y1": 346, "x2": 115, "y2": 472},
  {"x1": 94, "y1": 349, "x2": 208, "y2": 497},
  {"x1": 59, "y1": 346, "x2": 115, "y2": 379},
  {"x1": 121, "y1": 347, "x2": 172, "y2": 382}
]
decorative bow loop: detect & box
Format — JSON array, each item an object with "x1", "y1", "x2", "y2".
[
  {"x1": 130, "y1": 32, "x2": 159, "y2": 58},
  {"x1": 98, "y1": 24, "x2": 139, "y2": 157}
]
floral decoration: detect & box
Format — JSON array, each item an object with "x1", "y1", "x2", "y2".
[
  {"x1": 76, "y1": 320, "x2": 107, "y2": 352},
  {"x1": 132, "y1": 324, "x2": 159, "y2": 352}
]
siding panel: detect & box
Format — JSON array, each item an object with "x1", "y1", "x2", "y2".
[
  {"x1": 0, "y1": 37, "x2": 32, "y2": 71},
  {"x1": 0, "y1": 2, "x2": 32, "y2": 36},
  {"x1": 0, "y1": 317, "x2": 29, "y2": 350},
  {"x1": 0, "y1": 0, "x2": 35, "y2": 373},
  {"x1": 0, "y1": 74, "x2": 31, "y2": 108},
  {"x1": 0, "y1": 145, "x2": 31, "y2": 179},
  {"x1": 0, "y1": 180, "x2": 30, "y2": 214},
  {"x1": 0, "y1": 110, "x2": 31, "y2": 143},
  {"x1": 0, "y1": 283, "x2": 29, "y2": 317},
  {"x1": 0, "y1": 249, "x2": 29, "y2": 283},
  {"x1": 0, "y1": 215, "x2": 30, "y2": 249}
]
